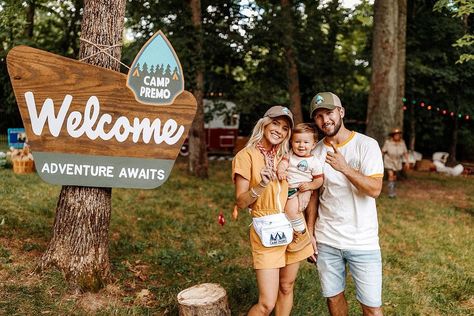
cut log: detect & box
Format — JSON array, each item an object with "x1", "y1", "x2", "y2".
[{"x1": 177, "y1": 283, "x2": 230, "y2": 316}]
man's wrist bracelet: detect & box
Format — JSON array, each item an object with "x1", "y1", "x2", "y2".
[{"x1": 258, "y1": 181, "x2": 267, "y2": 188}]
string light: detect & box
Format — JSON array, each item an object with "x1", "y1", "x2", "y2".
[{"x1": 403, "y1": 98, "x2": 471, "y2": 121}]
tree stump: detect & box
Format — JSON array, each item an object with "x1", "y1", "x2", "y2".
[{"x1": 177, "y1": 283, "x2": 230, "y2": 316}]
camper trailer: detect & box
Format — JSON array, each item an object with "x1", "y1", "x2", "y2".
[{"x1": 180, "y1": 99, "x2": 239, "y2": 156}]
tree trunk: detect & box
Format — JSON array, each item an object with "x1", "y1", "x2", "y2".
[
  {"x1": 281, "y1": 0, "x2": 303, "y2": 124},
  {"x1": 366, "y1": 0, "x2": 399, "y2": 146},
  {"x1": 408, "y1": 99, "x2": 416, "y2": 151},
  {"x1": 70, "y1": 0, "x2": 82, "y2": 58},
  {"x1": 188, "y1": 0, "x2": 208, "y2": 178},
  {"x1": 407, "y1": 0, "x2": 416, "y2": 152},
  {"x1": 324, "y1": 0, "x2": 340, "y2": 88},
  {"x1": 61, "y1": 0, "x2": 83, "y2": 58},
  {"x1": 24, "y1": 0, "x2": 36, "y2": 38},
  {"x1": 448, "y1": 13, "x2": 470, "y2": 164},
  {"x1": 448, "y1": 116, "x2": 458, "y2": 165},
  {"x1": 38, "y1": 0, "x2": 126, "y2": 292},
  {"x1": 39, "y1": 187, "x2": 112, "y2": 291},
  {"x1": 396, "y1": 0, "x2": 407, "y2": 130},
  {"x1": 448, "y1": 97, "x2": 460, "y2": 164}
]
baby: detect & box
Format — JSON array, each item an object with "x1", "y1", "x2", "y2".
[{"x1": 277, "y1": 123, "x2": 323, "y2": 252}]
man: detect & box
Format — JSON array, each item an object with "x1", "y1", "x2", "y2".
[{"x1": 306, "y1": 92, "x2": 384, "y2": 316}]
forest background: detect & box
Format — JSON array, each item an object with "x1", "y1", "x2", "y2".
[
  {"x1": 0, "y1": 0, "x2": 473, "y2": 162},
  {"x1": 0, "y1": 0, "x2": 473, "y2": 314}
]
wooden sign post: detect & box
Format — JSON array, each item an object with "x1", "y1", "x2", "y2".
[{"x1": 7, "y1": 32, "x2": 197, "y2": 189}]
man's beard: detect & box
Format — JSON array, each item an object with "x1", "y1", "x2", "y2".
[{"x1": 320, "y1": 118, "x2": 342, "y2": 137}]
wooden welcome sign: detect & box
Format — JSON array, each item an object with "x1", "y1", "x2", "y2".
[{"x1": 6, "y1": 31, "x2": 197, "y2": 189}]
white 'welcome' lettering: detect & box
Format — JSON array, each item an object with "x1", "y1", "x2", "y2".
[{"x1": 25, "y1": 91, "x2": 184, "y2": 145}]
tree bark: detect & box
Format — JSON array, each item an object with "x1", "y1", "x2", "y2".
[
  {"x1": 448, "y1": 97, "x2": 460, "y2": 164},
  {"x1": 396, "y1": 0, "x2": 407, "y2": 130},
  {"x1": 407, "y1": 0, "x2": 416, "y2": 151},
  {"x1": 61, "y1": 0, "x2": 83, "y2": 58},
  {"x1": 366, "y1": 0, "x2": 399, "y2": 146},
  {"x1": 324, "y1": 0, "x2": 340, "y2": 88},
  {"x1": 447, "y1": 13, "x2": 470, "y2": 164},
  {"x1": 24, "y1": 0, "x2": 36, "y2": 38},
  {"x1": 39, "y1": 187, "x2": 112, "y2": 291},
  {"x1": 281, "y1": 0, "x2": 303, "y2": 124},
  {"x1": 448, "y1": 116, "x2": 458, "y2": 165},
  {"x1": 71, "y1": 0, "x2": 83, "y2": 58},
  {"x1": 188, "y1": 0, "x2": 208, "y2": 178},
  {"x1": 408, "y1": 99, "x2": 416, "y2": 151},
  {"x1": 38, "y1": 0, "x2": 126, "y2": 292}
]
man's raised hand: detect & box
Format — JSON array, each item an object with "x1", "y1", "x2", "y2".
[{"x1": 325, "y1": 142, "x2": 350, "y2": 173}]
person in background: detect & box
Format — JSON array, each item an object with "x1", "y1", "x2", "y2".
[
  {"x1": 381, "y1": 128, "x2": 408, "y2": 198},
  {"x1": 232, "y1": 106, "x2": 315, "y2": 316},
  {"x1": 307, "y1": 92, "x2": 384, "y2": 316}
]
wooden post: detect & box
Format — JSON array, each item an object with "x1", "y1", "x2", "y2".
[{"x1": 177, "y1": 283, "x2": 230, "y2": 316}]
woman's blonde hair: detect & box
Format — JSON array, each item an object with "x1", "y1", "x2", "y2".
[{"x1": 246, "y1": 116, "x2": 291, "y2": 159}]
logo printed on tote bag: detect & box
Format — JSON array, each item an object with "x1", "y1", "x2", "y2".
[{"x1": 270, "y1": 231, "x2": 288, "y2": 245}]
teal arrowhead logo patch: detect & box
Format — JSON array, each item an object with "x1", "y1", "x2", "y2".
[
  {"x1": 127, "y1": 30, "x2": 184, "y2": 105},
  {"x1": 316, "y1": 95, "x2": 324, "y2": 104}
]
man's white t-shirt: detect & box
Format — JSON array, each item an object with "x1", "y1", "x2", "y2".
[
  {"x1": 312, "y1": 131, "x2": 384, "y2": 250},
  {"x1": 286, "y1": 152, "x2": 323, "y2": 187}
]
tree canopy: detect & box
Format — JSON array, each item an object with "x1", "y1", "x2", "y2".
[{"x1": 0, "y1": 0, "x2": 472, "y2": 160}]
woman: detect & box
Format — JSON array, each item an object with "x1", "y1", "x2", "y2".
[
  {"x1": 232, "y1": 106, "x2": 314, "y2": 315},
  {"x1": 382, "y1": 128, "x2": 409, "y2": 198}
]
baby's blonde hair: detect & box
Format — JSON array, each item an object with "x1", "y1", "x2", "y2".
[
  {"x1": 246, "y1": 116, "x2": 291, "y2": 159},
  {"x1": 292, "y1": 123, "x2": 318, "y2": 142}
]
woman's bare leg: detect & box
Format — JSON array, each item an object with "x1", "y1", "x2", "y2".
[{"x1": 248, "y1": 268, "x2": 280, "y2": 316}]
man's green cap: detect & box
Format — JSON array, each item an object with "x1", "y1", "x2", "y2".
[{"x1": 309, "y1": 92, "x2": 342, "y2": 118}]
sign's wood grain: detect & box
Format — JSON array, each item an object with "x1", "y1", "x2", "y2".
[{"x1": 7, "y1": 45, "x2": 197, "y2": 160}]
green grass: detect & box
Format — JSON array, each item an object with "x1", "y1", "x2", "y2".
[
  {"x1": 377, "y1": 173, "x2": 474, "y2": 315},
  {"x1": 0, "y1": 160, "x2": 473, "y2": 315}
]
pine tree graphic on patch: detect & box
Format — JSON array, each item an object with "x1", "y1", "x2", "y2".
[{"x1": 127, "y1": 30, "x2": 184, "y2": 105}]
